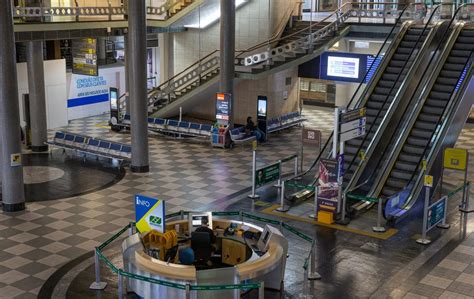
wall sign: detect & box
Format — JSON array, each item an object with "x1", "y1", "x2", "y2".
[{"x1": 10, "y1": 154, "x2": 22, "y2": 167}]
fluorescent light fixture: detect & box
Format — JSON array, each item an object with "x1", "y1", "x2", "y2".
[{"x1": 185, "y1": 0, "x2": 248, "y2": 29}]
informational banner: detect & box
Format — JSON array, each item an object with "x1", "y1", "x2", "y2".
[
  {"x1": 319, "y1": 159, "x2": 338, "y2": 185},
  {"x1": 135, "y1": 195, "x2": 166, "y2": 234},
  {"x1": 72, "y1": 38, "x2": 98, "y2": 77},
  {"x1": 255, "y1": 163, "x2": 280, "y2": 188},
  {"x1": 443, "y1": 148, "x2": 468, "y2": 171},
  {"x1": 427, "y1": 196, "x2": 447, "y2": 231},
  {"x1": 216, "y1": 93, "x2": 231, "y2": 125}
]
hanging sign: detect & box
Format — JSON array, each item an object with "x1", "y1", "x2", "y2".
[
  {"x1": 135, "y1": 195, "x2": 166, "y2": 233},
  {"x1": 72, "y1": 38, "x2": 98, "y2": 76}
]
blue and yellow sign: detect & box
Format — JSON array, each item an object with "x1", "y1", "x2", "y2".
[{"x1": 135, "y1": 195, "x2": 166, "y2": 233}]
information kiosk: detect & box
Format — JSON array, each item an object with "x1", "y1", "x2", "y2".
[
  {"x1": 109, "y1": 87, "x2": 120, "y2": 131},
  {"x1": 257, "y1": 96, "x2": 268, "y2": 136},
  {"x1": 122, "y1": 214, "x2": 288, "y2": 299}
]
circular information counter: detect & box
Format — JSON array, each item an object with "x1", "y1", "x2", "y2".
[{"x1": 122, "y1": 218, "x2": 288, "y2": 298}]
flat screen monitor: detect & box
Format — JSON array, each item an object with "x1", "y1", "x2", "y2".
[
  {"x1": 257, "y1": 97, "x2": 267, "y2": 118},
  {"x1": 188, "y1": 212, "x2": 213, "y2": 233},
  {"x1": 326, "y1": 56, "x2": 360, "y2": 79},
  {"x1": 257, "y1": 225, "x2": 272, "y2": 252}
]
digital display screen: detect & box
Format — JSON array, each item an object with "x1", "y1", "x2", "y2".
[
  {"x1": 327, "y1": 56, "x2": 360, "y2": 79},
  {"x1": 258, "y1": 98, "x2": 267, "y2": 118},
  {"x1": 216, "y1": 93, "x2": 231, "y2": 125},
  {"x1": 110, "y1": 89, "x2": 118, "y2": 110},
  {"x1": 192, "y1": 215, "x2": 208, "y2": 227}
]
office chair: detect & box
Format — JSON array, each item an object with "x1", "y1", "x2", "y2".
[{"x1": 191, "y1": 232, "x2": 212, "y2": 268}]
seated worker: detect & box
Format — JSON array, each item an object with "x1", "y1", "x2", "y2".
[
  {"x1": 195, "y1": 217, "x2": 216, "y2": 244},
  {"x1": 245, "y1": 116, "x2": 266, "y2": 142}
]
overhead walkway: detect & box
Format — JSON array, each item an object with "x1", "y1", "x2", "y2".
[{"x1": 124, "y1": 2, "x2": 424, "y2": 118}]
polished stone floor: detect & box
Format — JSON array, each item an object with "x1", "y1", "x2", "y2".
[{"x1": 0, "y1": 106, "x2": 472, "y2": 298}]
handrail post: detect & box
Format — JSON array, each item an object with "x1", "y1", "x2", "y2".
[
  {"x1": 309, "y1": 185, "x2": 318, "y2": 220},
  {"x1": 90, "y1": 248, "x2": 107, "y2": 290},
  {"x1": 294, "y1": 156, "x2": 299, "y2": 177},
  {"x1": 372, "y1": 197, "x2": 386, "y2": 232}
]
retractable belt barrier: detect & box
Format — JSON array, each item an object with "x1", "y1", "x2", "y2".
[{"x1": 92, "y1": 210, "x2": 317, "y2": 298}]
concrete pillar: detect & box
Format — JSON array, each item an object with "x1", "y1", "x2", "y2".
[
  {"x1": 124, "y1": 34, "x2": 131, "y2": 115},
  {"x1": 26, "y1": 41, "x2": 49, "y2": 152},
  {"x1": 129, "y1": 0, "x2": 149, "y2": 173},
  {"x1": 219, "y1": 0, "x2": 236, "y2": 126},
  {"x1": 97, "y1": 38, "x2": 107, "y2": 64},
  {"x1": 0, "y1": 2, "x2": 26, "y2": 212},
  {"x1": 158, "y1": 32, "x2": 174, "y2": 84}
]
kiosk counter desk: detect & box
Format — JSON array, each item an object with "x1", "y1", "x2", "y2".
[{"x1": 122, "y1": 217, "x2": 289, "y2": 299}]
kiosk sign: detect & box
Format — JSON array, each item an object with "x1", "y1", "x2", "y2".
[
  {"x1": 135, "y1": 195, "x2": 166, "y2": 233},
  {"x1": 216, "y1": 93, "x2": 231, "y2": 125}
]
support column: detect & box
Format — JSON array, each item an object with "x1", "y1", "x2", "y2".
[
  {"x1": 124, "y1": 34, "x2": 131, "y2": 115},
  {"x1": 26, "y1": 41, "x2": 49, "y2": 153},
  {"x1": 219, "y1": 0, "x2": 236, "y2": 126},
  {"x1": 158, "y1": 32, "x2": 174, "y2": 84},
  {"x1": 129, "y1": 0, "x2": 149, "y2": 173},
  {"x1": 0, "y1": 3, "x2": 26, "y2": 212}
]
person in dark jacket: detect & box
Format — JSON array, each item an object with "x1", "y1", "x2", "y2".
[{"x1": 245, "y1": 116, "x2": 265, "y2": 142}]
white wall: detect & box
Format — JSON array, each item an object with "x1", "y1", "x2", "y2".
[
  {"x1": 66, "y1": 64, "x2": 125, "y2": 120},
  {"x1": 17, "y1": 59, "x2": 68, "y2": 130}
]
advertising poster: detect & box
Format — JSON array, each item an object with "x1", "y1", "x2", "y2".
[
  {"x1": 216, "y1": 93, "x2": 231, "y2": 125},
  {"x1": 318, "y1": 158, "x2": 340, "y2": 214},
  {"x1": 135, "y1": 195, "x2": 166, "y2": 233},
  {"x1": 255, "y1": 163, "x2": 280, "y2": 188}
]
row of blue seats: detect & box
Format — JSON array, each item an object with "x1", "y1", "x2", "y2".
[
  {"x1": 122, "y1": 115, "x2": 212, "y2": 137},
  {"x1": 267, "y1": 111, "x2": 306, "y2": 133},
  {"x1": 229, "y1": 126, "x2": 256, "y2": 144},
  {"x1": 48, "y1": 131, "x2": 131, "y2": 161}
]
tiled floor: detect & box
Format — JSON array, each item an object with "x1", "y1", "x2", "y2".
[
  {"x1": 0, "y1": 105, "x2": 473, "y2": 298},
  {"x1": 0, "y1": 107, "x2": 334, "y2": 298},
  {"x1": 404, "y1": 233, "x2": 474, "y2": 299}
]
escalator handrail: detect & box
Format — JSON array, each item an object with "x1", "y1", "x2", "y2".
[
  {"x1": 342, "y1": 3, "x2": 434, "y2": 187},
  {"x1": 284, "y1": 2, "x2": 423, "y2": 185},
  {"x1": 384, "y1": 4, "x2": 473, "y2": 196}
]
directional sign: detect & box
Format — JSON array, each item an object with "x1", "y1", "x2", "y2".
[
  {"x1": 341, "y1": 107, "x2": 366, "y2": 123},
  {"x1": 303, "y1": 128, "x2": 321, "y2": 147},
  {"x1": 72, "y1": 38, "x2": 98, "y2": 76},
  {"x1": 340, "y1": 126, "x2": 366, "y2": 142},
  {"x1": 427, "y1": 196, "x2": 447, "y2": 231},
  {"x1": 340, "y1": 117, "x2": 366, "y2": 133}
]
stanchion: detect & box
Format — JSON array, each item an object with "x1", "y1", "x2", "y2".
[
  {"x1": 274, "y1": 161, "x2": 282, "y2": 188},
  {"x1": 276, "y1": 181, "x2": 289, "y2": 212},
  {"x1": 90, "y1": 248, "x2": 107, "y2": 290},
  {"x1": 372, "y1": 197, "x2": 386, "y2": 232},
  {"x1": 128, "y1": 222, "x2": 134, "y2": 236},
  {"x1": 417, "y1": 186, "x2": 432, "y2": 245},
  {"x1": 185, "y1": 284, "x2": 191, "y2": 299},
  {"x1": 117, "y1": 271, "x2": 123, "y2": 299},
  {"x1": 248, "y1": 145, "x2": 260, "y2": 199},
  {"x1": 308, "y1": 241, "x2": 321, "y2": 280},
  {"x1": 309, "y1": 186, "x2": 318, "y2": 220},
  {"x1": 460, "y1": 182, "x2": 473, "y2": 213},
  {"x1": 258, "y1": 282, "x2": 265, "y2": 298}
]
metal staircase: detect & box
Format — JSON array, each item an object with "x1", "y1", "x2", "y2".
[{"x1": 130, "y1": 2, "x2": 421, "y2": 117}]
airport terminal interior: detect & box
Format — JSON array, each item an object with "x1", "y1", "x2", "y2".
[{"x1": 0, "y1": 0, "x2": 473, "y2": 298}]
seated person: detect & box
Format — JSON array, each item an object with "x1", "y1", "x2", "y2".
[
  {"x1": 245, "y1": 116, "x2": 266, "y2": 142},
  {"x1": 195, "y1": 217, "x2": 216, "y2": 244}
]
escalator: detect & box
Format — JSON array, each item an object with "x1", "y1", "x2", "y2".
[
  {"x1": 373, "y1": 24, "x2": 473, "y2": 206},
  {"x1": 342, "y1": 24, "x2": 432, "y2": 184}
]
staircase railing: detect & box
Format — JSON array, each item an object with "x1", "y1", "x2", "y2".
[
  {"x1": 242, "y1": 2, "x2": 425, "y2": 67},
  {"x1": 13, "y1": 0, "x2": 200, "y2": 22}
]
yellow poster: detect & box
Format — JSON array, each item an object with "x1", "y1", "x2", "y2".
[{"x1": 444, "y1": 148, "x2": 468, "y2": 171}]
